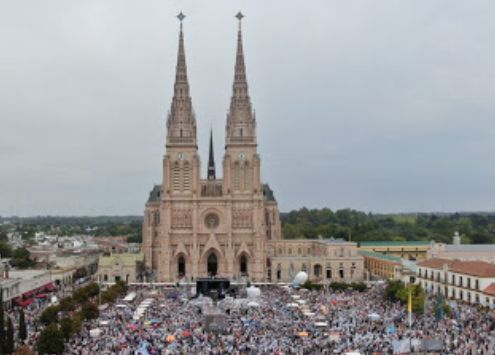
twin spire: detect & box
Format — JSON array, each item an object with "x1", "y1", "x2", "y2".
[{"x1": 168, "y1": 12, "x2": 255, "y2": 177}]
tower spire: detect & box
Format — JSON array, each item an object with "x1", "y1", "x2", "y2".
[
  {"x1": 226, "y1": 12, "x2": 256, "y2": 146},
  {"x1": 207, "y1": 129, "x2": 216, "y2": 180},
  {"x1": 166, "y1": 12, "x2": 197, "y2": 147}
]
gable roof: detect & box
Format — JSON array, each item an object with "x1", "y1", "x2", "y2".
[{"x1": 483, "y1": 283, "x2": 495, "y2": 296}]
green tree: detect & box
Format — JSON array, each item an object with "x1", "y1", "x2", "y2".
[
  {"x1": 0, "y1": 241, "x2": 12, "y2": 258},
  {"x1": 60, "y1": 317, "x2": 75, "y2": 341},
  {"x1": 39, "y1": 305, "x2": 59, "y2": 325},
  {"x1": 80, "y1": 302, "x2": 99, "y2": 320},
  {"x1": 18, "y1": 308, "x2": 27, "y2": 342},
  {"x1": 36, "y1": 324, "x2": 64, "y2": 355},
  {"x1": 5, "y1": 317, "x2": 14, "y2": 354}
]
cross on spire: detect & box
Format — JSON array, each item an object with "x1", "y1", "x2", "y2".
[{"x1": 235, "y1": 12, "x2": 244, "y2": 30}]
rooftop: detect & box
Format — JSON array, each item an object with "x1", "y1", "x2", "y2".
[
  {"x1": 418, "y1": 258, "x2": 495, "y2": 278},
  {"x1": 359, "y1": 241, "x2": 432, "y2": 247},
  {"x1": 445, "y1": 244, "x2": 495, "y2": 252},
  {"x1": 358, "y1": 250, "x2": 402, "y2": 263},
  {"x1": 483, "y1": 283, "x2": 495, "y2": 296},
  {"x1": 99, "y1": 253, "x2": 144, "y2": 268}
]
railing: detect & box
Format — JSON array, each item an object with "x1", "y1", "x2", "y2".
[
  {"x1": 201, "y1": 181, "x2": 223, "y2": 197},
  {"x1": 228, "y1": 136, "x2": 255, "y2": 143},
  {"x1": 168, "y1": 137, "x2": 194, "y2": 144}
]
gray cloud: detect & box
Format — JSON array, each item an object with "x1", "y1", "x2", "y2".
[{"x1": 1, "y1": 0, "x2": 494, "y2": 216}]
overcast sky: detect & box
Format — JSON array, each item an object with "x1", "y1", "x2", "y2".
[{"x1": 1, "y1": 0, "x2": 494, "y2": 216}]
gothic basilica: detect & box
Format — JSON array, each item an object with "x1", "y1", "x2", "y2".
[{"x1": 142, "y1": 14, "x2": 363, "y2": 283}]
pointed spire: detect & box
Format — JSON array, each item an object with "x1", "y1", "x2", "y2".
[
  {"x1": 231, "y1": 12, "x2": 251, "y2": 110},
  {"x1": 207, "y1": 129, "x2": 216, "y2": 180},
  {"x1": 166, "y1": 12, "x2": 197, "y2": 147},
  {"x1": 226, "y1": 12, "x2": 256, "y2": 147}
]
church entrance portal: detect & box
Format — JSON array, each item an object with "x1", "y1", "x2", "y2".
[{"x1": 207, "y1": 253, "x2": 218, "y2": 276}]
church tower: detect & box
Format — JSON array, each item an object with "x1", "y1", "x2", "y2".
[
  {"x1": 163, "y1": 13, "x2": 200, "y2": 197},
  {"x1": 224, "y1": 13, "x2": 261, "y2": 197}
]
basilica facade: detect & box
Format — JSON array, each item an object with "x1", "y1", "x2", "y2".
[{"x1": 142, "y1": 15, "x2": 363, "y2": 283}]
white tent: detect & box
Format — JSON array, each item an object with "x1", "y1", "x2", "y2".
[
  {"x1": 90, "y1": 328, "x2": 102, "y2": 337},
  {"x1": 314, "y1": 321, "x2": 328, "y2": 327},
  {"x1": 123, "y1": 292, "x2": 137, "y2": 302},
  {"x1": 367, "y1": 313, "x2": 380, "y2": 321}
]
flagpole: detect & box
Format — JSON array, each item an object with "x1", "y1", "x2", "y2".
[{"x1": 408, "y1": 286, "x2": 412, "y2": 328}]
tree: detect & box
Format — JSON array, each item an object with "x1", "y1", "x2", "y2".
[
  {"x1": 19, "y1": 308, "x2": 27, "y2": 342},
  {"x1": 0, "y1": 241, "x2": 12, "y2": 258},
  {"x1": 10, "y1": 248, "x2": 35, "y2": 269},
  {"x1": 36, "y1": 324, "x2": 64, "y2": 355},
  {"x1": 5, "y1": 317, "x2": 14, "y2": 354},
  {"x1": 60, "y1": 317, "x2": 75, "y2": 341},
  {"x1": 80, "y1": 302, "x2": 99, "y2": 320},
  {"x1": 39, "y1": 305, "x2": 59, "y2": 325}
]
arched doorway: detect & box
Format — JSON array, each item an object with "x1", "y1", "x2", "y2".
[
  {"x1": 240, "y1": 255, "x2": 248, "y2": 275},
  {"x1": 314, "y1": 264, "x2": 322, "y2": 278},
  {"x1": 178, "y1": 255, "x2": 186, "y2": 277},
  {"x1": 207, "y1": 253, "x2": 218, "y2": 276}
]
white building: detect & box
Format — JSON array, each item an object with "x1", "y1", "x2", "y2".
[{"x1": 417, "y1": 258, "x2": 495, "y2": 306}]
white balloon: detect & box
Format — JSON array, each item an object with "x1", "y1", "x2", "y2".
[
  {"x1": 246, "y1": 286, "x2": 261, "y2": 299},
  {"x1": 293, "y1": 271, "x2": 308, "y2": 285}
]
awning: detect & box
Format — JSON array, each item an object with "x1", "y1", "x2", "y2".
[
  {"x1": 45, "y1": 282, "x2": 57, "y2": 292},
  {"x1": 35, "y1": 293, "x2": 48, "y2": 299},
  {"x1": 16, "y1": 299, "x2": 33, "y2": 308}
]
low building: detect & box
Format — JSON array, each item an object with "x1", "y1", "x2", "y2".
[
  {"x1": 417, "y1": 258, "x2": 495, "y2": 306},
  {"x1": 428, "y1": 232, "x2": 495, "y2": 263},
  {"x1": 267, "y1": 239, "x2": 364, "y2": 284},
  {"x1": 359, "y1": 241, "x2": 433, "y2": 260},
  {"x1": 1, "y1": 269, "x2": 56, "y2": 306},
  {"x1": 359, "y1": 250, "x2": 402, "y2": 280},
  {"x1": 359, "y1": 250, "x2": 418, "y2": 284},
  {"x1": 97, "y1": 253, "x2": 144, "y2": 283}
]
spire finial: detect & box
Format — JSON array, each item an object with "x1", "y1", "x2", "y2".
[
  {"x1": 177, "y1": 11, "x2": 185, "y2": 31},
  {"x1": 235, "y1": 11, "x2": 244, "y2": 30}
]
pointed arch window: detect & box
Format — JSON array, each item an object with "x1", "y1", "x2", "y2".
[
  {"x1": 233, "y1": 162, "x2": 241, "y2": 190},
  {"x1": 243, "y1": 161, "x2": 251, "y2": 191},
  {"x1": 183, "y1": 161, "x2": 190, "y2": 191},
  {"x1": 173, "y1": 161, "x2": 181, "y2": 191}
]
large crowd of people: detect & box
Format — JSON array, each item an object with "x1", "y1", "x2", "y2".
[{"x1": 48, "y1": 283, "x2": 495, "y2": 354}]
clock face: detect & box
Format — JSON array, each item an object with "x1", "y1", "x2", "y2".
[
  {"x1": 238, "y1": 152, "x2": 246, "y2": 161},
  {"x1": 177, "y1": 153, "x2": 186, "y2": 160}
]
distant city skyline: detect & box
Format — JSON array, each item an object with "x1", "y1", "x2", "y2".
[{"x1": 1, "y1": 0, "x2": 494, "y2": 216}]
